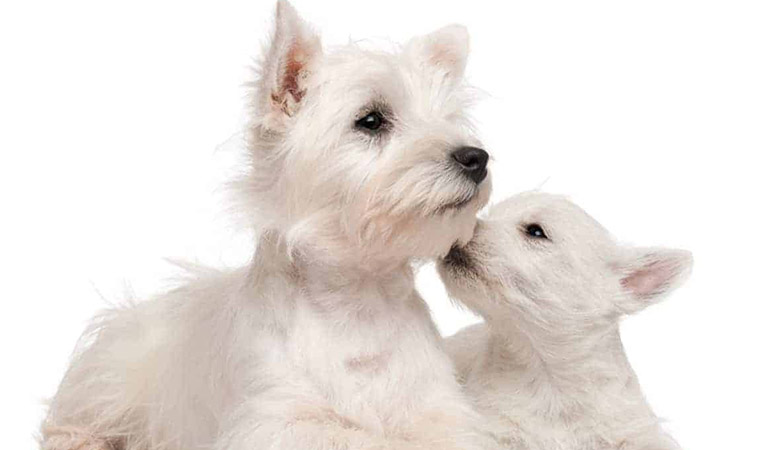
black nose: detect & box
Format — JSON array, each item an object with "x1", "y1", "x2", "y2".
[{"x1": 451, "y1": 146, "x2": 489, "y2": 184}]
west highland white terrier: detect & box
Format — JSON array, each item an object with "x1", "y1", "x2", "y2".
[
  {"x1": 438, "y1": 192, "x2": 692, "y2": 450},
  {"x1": 41, "y1": 2, "x2": 494, "y2": 449}
]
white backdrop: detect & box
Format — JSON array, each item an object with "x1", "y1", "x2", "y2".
[{"x1": 1, "y1": 1, "x2": 773, "y2": 449}]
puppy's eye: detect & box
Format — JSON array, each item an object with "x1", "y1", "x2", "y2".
[
  {"x1": 525, "y1": 223, "x2": 548, "y2": 239},
  {"x1": 355, "y1": 111, "x2": 387, "y2": 132}
]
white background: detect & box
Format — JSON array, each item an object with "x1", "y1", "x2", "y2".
[{"x1": 1, "y1": 1, "x2": 773, "y2": 449}]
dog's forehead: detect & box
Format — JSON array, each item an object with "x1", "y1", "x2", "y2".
[
  {"x1": 319, "y1": 47, "x2": 466, "y2": 109},
  {"x1": 487, "y1": 193, "x2": 609, "y2": 239},
  {"x1": 487, "y1": 193, "x2": 570, "y2": 220}
]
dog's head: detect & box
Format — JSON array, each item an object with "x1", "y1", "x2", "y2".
[
  {"x1": 438, "y1": 192, "x2": 693, "y2": 335},
  {"x1": 241, "y1": 1, "x2": 491, "y2": 267}
]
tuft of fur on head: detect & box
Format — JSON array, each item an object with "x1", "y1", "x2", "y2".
[
  {"x1": 438, "y1": 191, "x2": 693, "y2": 337},
  {"x1": 234, "y1": 0, "x2": 491, "y2": 270}
]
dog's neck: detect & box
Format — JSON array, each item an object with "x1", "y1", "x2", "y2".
[
  {"x1": 469, "y1": 322, "x2": 670, "y2": 449},
  {"x1": 249, "y1": 230, "x2": 416, "y2": 306},
  {"x1": 472, "y1": 312, "x2": 672, "y2": 447},
  {"x1": 484, "y1": 317, "x2": 644, "y2": 414}
]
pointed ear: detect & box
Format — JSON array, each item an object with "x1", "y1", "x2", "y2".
[
  {"x1": 256, "y1": 0, "x2": 322, "y2": 128},
  {"x1": 406, "y1": 24, "x2": 470, "y2": 82},
  {"x1": 615, "y1": 247, "x2": 693, "y2": 312}
]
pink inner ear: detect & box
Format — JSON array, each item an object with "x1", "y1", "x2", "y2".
[
  {"x1": 270, "y1": 42, "x2": 311, "y2": 116},
  {"x1": 281, "y1": 44, "x2": 307, "y2": 103},
  {"x1": 430, "y1": 43, "x2": 460, "y2": 69},
  {"x1": 416, "y1": 25, "x2": 468, "y2": 78},
  {"x1": 621, "y1": 260, "x2": 675, "y2": 299}
]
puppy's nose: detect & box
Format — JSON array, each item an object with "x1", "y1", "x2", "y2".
[{"x1": 451, "y1": 146, "x2": 489, "y2": 184}]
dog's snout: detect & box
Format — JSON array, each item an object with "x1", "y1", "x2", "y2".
[{"x1": 451, "y1": 146, "x2": 489, "y2": 184}]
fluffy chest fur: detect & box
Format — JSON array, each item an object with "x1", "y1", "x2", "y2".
[
  {"x1": 223, "y1": 252, "x2": 487, "y2": 449},
  {"x1": 277, "y1": 273, "x2": 455, "y2": 428}
]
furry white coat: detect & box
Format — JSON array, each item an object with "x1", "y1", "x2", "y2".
[
  {"x1": 440, "y1": 192, "x2": 691, "y2": 450},
  {"x1": 40, "y1": 2, "x2": 494, "y2": 449}
]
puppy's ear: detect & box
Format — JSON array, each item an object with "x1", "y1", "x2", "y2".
[
  {"x1": 255, "y1": 0, "x2": 322, "y2": 128},
  {"x1": 406, "y1": 24, "x2": 470, "y2": 82},
  {"x1": 614, "y1": 247, "x2": 693, "y2": 313}
]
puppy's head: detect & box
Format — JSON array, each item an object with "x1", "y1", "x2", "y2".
[
  {"x1": 438, "y1": 192, "x2": 693, "y2": 334},
  {"x1": 241, "y1": 1, "x2": 491, "y2": 267}
]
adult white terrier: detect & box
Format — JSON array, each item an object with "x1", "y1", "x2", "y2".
[
  {"x1": 439, "y1": 192, "x2": 692, "y2": 450},
  {"x1": 41, "y1": 2, "x2": 493, "y2": 449}
]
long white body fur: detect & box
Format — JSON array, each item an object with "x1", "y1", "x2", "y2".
[
  {"x1": 43, "y1": 236, "x2": 488, "y2": 450},
  {"x1": 41, "y1": 1, "x2": 495, "y2": 449}
]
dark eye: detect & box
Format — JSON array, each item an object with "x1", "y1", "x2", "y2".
[
  {"x1": 525, "y1": 223, "x2": 548, "y2": 239},
  {"x1": 355, "y1": 111, "x2": 386, "y2": 132}
]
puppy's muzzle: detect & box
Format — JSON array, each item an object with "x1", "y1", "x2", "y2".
[
  {"x1": 451, "y1": 146, "x2": 489, "y2": 184},
  {"x1": 442, "y1": 244, "x2": 473, "y2": 270}
]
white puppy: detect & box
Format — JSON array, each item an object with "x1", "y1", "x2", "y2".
[
  {"x1": 41, "y1": 2, "x2": 493, "y2": 449},
  {"x1": 439, "y1": 192, "x2": 692, "y2": 450}
]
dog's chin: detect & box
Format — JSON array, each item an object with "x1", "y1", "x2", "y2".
[
  {"x1": 435, "y1": 193, "x2": 476, "y2": 215},
  {"x1": 436, "y1": 247, "x2": 479, "y2": 304},
  {"x1": 440, "y1": 242, "x2": 478, "y2": 277},
  {"x1": 441, "y1": 244, "x2": 468, "y2": 267}
]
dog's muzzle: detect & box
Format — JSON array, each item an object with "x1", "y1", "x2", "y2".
[{"x1": 442, "y1": 244, "x2": 472, "y2": 269}]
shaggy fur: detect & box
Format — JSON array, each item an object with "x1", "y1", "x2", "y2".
[
  {"x1": 439, "y1": 192, "x2": 692, "y2": 450},
  {"x1": 40, "y1": 2, "x2": 495, "y2": 449}
]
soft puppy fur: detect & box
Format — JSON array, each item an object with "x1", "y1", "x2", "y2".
[
  {"x1": 439, "y1": 192, "x2": 692, "y2": 450},
  {"x1": 40, "y1": 2, "x2": 494, "y2": 449}
]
